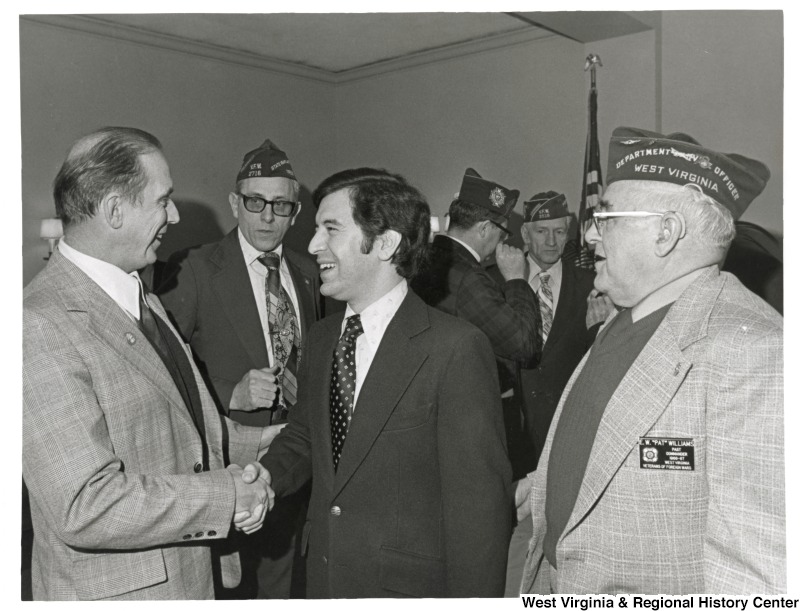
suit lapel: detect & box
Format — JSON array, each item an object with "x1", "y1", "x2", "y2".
[
  {"x1": 209, "y1": 230, "x2": 269, "y2": 367},
  {"x1": 541, "y1": 264, "x2": 575, "y2": 358},
  {"x1": 561, "y1": 268, "x2": 723, "y2": 539},
  {"x1": 52, "y1": 253, "x2": 197, "y2": 433},
  {"x1": 307, "y1": 316, "x2": 342, "y2": 489},
  {"x1": 284, "y1": 249, "x2": 317, "y2": 334},
  {"x1": 332, "y1": 292, "x2": 430, "y2": 498}
]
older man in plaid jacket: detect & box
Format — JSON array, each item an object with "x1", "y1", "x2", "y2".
[{"x1": 520, "y1": 127, "x2": 784, "y2": 594}]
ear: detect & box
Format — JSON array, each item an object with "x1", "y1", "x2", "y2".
[
  {"x1": 375, "y1": 229, "x2": 402, "y2": 261},
  {"x1": 477, "y1": 219, "x2": 492, "y2": 239},
  {"x1": 290, "y1": 202, "x2": 302, "y2": 227},
  {"x1": 100, "y1": 192, "x2": 124, "y2": 230},
  {"x1": 520, "y1": 224, "x2": 532, "y2": 249},
  {"x1": 654, "y1": 211, "x2": 686, "y2": 257},
  {"x1": 228, "y1": 192, "x2": 240, "y2": 220}
]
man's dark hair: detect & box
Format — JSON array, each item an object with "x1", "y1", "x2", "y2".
[
  {"x1": 53, "y1": 127, "x2": 163, "y2": 226},
  {"x1": 312, "y1": 168, "x2": 430, "y2": 279},
  {"x1": 447, "y1": 197, "x2": 495, "y2": 230}
]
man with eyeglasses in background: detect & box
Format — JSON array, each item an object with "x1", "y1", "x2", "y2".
[
  {"x1": 158, "y1": 139, "x2": 323, "y2": 599},
  {"x1": 520, "y1": 127, "x2": 784, "y2": 594},
  {"x1": 413, "y1": 168, "x2": 539, "y2": 563}
]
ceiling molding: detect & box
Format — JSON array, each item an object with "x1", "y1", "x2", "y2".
[
  {"x1": 21, "y1": 15, "x2": 339, "y2": 84},
  {"x1": 334, "y1": 27, "x2": 556, "y2": 84},
  {"x1": 21, "y1": 14, "x2": 558, "y2": 86}
]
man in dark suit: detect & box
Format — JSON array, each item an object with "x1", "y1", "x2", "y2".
[
  {"x1": 157, "y1": 139, "x2": 323, "y2": 599},
  {"x1": 412, "y1": 168, "x2": 539, "y2": 483},
  {"x1": 504, "y1": 191, "x2": 613, "y2": 594},
  {"x1": 261, "y1": 168, "x2": 513, "y2": 597}
]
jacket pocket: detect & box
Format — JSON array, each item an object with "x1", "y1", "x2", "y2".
[
  {"x1": 383, "y1": 402, "x2": 434, "y2": 432},
  {"x1": 72, "y1": 548, "x2": 167, "y2": 600},
  {"x1": 379, "y1": 546, "x2": 445, "y2": 597}
]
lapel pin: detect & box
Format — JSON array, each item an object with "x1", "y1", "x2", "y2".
[
  {"x1": 125, "y1": 332, "x2": 136, "y2": 345},
  {"x1": 673, "y1": 363, "x2": 681, "y2": 376}
]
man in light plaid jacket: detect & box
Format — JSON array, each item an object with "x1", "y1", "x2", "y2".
[{"x1": 521, "y1": 127, "x2": 784, "y2": 594}]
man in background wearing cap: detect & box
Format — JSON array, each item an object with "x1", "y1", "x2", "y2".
[
  {"x1": 157, "y1": 139, "x2": 323, "y2": 598},
  {"x1": 413, "y1": 167, "x2": 539, "y2": 477},
  {"x1": 521, "y1": 128, "x2": 784, "y2": 594},
  {"x1": 261, "y1": 168, "x2": 512, "y2": 597},
  {"x1": 504, "y1": 190, "x2": 613, "y2": 596}
]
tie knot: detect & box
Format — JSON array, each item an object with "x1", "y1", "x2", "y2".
[
  {"x1": 258, "y1": 252, "x2": 281, "y2": 271},
  {"x1": 341, "y1": 314, "x2": 364, "y2": 343},
  {"x1": 540, "y1": 273, "x2": 550, "y2": 286}
]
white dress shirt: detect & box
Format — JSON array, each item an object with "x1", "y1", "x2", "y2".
[
  {"x1": 238, "y1": 229, "x2": 302, "y2": 367},
  {"x1": 58, "y1": 239, "x2": 144, "y2": 321},
  {"x1": 527, "y1": 256, "x2": 563, "y2": 317},
  {"x1": 341, "y1": 279, "x2": 408, "y2": 409}
]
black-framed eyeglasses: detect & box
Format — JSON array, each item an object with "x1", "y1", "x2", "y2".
[
  {"x1": 237, "y1": 193, "x2": 298, "y2": 217},
  {"x1": 590, "y1": 211, "x2": 664, "y2": 236},
  {"x1": 489, "y1": 219, "x2": 513, "y2": 240}
]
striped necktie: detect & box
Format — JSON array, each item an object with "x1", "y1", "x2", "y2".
[
  {"x1": 258, "y1": 253, "x2": 299, "y2": 411},
  {"x1": 539, "y1": 272, "x2": 554, "y2": 344}
]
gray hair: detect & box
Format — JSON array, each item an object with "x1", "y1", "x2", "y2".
[
  {"x1": 53, "y1": 127, "x2": 163, "y2": 226},
  {"x1": 615, "y1": 180, "x2": 736, "y2": 249}
]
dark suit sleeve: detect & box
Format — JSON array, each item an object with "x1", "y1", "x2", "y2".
[
  {"x1": 437, "y1": 327, "x2": 513, "y2": 596},
  {"x1": 457, "y1": 271, "x2": 539, "y2": 363},
  {"x1": 154, "y1": 254, "x2": 200, "y2": 344},
  {"x1": 260, "y1": 341, "x2": 314, "y2": 496}
]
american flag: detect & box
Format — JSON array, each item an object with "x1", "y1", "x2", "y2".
[{"x1": 571, "y1": 54, "x2": 603, "y2": 270}]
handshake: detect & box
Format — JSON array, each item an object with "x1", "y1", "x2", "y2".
[{"x1": 227, "y1": 463, "x2": 275, "y2": 535}]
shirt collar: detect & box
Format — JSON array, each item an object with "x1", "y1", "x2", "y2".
[
  {"x1": 631, "y1": 265, "x2": 712, "y2": 322},
  {"x1": 238, "y1": 228, "x2": 283, "y2": 266},
  {"x1": 442, "y1": 234, "x2": 481, "y2": 263},
  {"x1": 343, "y1": 279, "x2": 408, "y2": 334},
  {"x1": 58, "y1": 239, "x2": 142, "y2": 319},
  {"x1": 527, "y1": 255, "x2": 562, "y2": 285}
]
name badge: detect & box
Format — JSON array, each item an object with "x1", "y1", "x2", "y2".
[{"x1": 639, "y1": 437, "x2": 694, "y2": 471}]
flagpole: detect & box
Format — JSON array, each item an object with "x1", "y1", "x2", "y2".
[{"x1": 577, "y1": 54, "x2": 603, "y2": 267}]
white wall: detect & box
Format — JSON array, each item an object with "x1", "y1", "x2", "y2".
[
  {"x1": 333, "y1": 34, "x2": 587, "y2": 235},
  {"x1": 20, "y1": 18, "x2": 336, "y2": 285},
  {"x1": 20, "y1": 11, "x2": 784, "y2": 285}
]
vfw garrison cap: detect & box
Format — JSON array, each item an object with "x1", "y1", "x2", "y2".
[
  {"x1": 236, "y1": 139, "x2": 297, "y2": 182},
  {"x1": 457, "y1": 168, "x2": 519, "y2": 219},
  {"x1": 607, "y1": 126, "x2": 770, "y2": 220},
  {"x1": 523, "y1": 191, "x2": 569, "y2": 222}
]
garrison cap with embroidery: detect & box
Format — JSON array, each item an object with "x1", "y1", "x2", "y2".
[
  {"x1": 607, "y1": 126, "x2": 770, "y2": 220},
  {"x1": 457, "y1": 168, "x2": 519, "y2": 219},
  {"x1": 236, "y1": 139, "x2": 296, "y2": 182},
  {"x1": 523, "y1": 191, "x2": 569, "y2": 222}
]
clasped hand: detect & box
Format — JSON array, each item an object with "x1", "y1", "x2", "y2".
[{"x1": 228, "y1": 463, "x2": 275, "y2": 534}]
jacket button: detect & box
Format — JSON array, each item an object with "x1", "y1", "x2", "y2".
[
  {"x1": 182, "y1": 534, "x2": 192, "y2": 540},
  {"x1": 330, "y1": 506, "x2": 341, "y2": 516},
  {"x1": 193, "y1": 462, "x2": 203, "y2": 473},
  {"x1": 208, "y1": 530, "x2": 217, "y2": 537}
]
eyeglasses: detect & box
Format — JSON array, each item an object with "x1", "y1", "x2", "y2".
[
  {"x1": 237, "y1": 193, "x2": 298, "y2": 217},
  {"x1": 489, "y1": 219, "x2": 513, "y2": 240},
  {"x1": 591, "y1": 211, "x2": 665, "y2": 235}
]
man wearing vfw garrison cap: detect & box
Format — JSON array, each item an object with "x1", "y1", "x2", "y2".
[
  {"x1": 412, "y1": 168, "x2": 539, "y2": 500},
  {"x1": 158, "y1": 138, "x2": 323, "y2": 598},
  {"x1": 520, "y1": 128, "x2": 784, "y2": 594},
  {"x1": 503, "y1": 190, "x2": 613, "y2": 596}
]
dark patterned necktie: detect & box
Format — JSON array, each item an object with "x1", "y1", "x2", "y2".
[
  {"x1": 330, "y1": 314, "x2": 363, "y2": 471},
  {"x1": 258, "y1": 253, "x2": 299, "y2": 409},
  {"x1": 539, "y1": 272, "x2": 554, "y2": 344}
]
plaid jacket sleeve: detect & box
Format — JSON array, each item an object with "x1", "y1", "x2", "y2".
[{"x1": 455, "y1": 270, "x2": 540, "y2": 362}]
